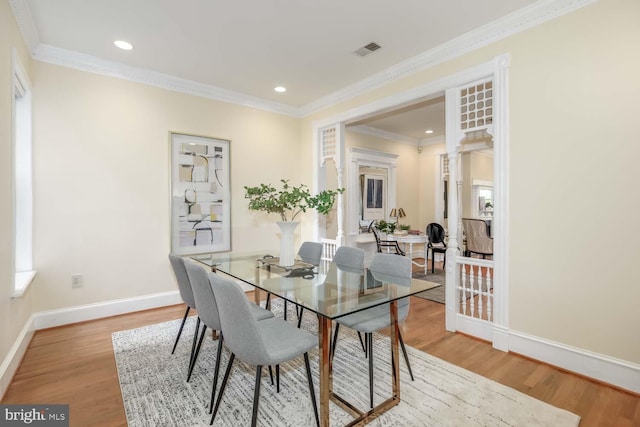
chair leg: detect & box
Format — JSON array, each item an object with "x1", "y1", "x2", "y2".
[
  {"x1": 368, "y1": 332, "x2": 374, "y2": 409},
  {"x1": 208, "y1": 334, "x2": 224, "y2": 414},
  {"x1": 284, "y1": 300, "x2": 288, "y2": 321},
  {"x1": 431, "y1": 249, "x2": 435, "y2": 274},
  {"x1": 210, "y1": 353, "x2": 235, "y2": 425},
  {"x1": 265, "y1": 293, "x2": 271, "y2": 310},
  {"x1": 171, "y1": 306, "x2": 190, "y2": 354},
  {"x1": 268, "y1": 365, "x2": 274, "y2": 385},
  {"x1": 443, "y1": 252, "x2": 446, "y2": 270},
  {"x1": 188, "y1": 317, "x2": 201, "y2": 380},
  {"x1": 276, "y1": 364, "x2": 280, "y2": 393},
  {"x1": 358, "y1": 331, "x2": 366, "y2": 356},
  {"x1": 398, "y1": 330, "x2": 414, "y2": 381},
  {"x1": 187, "y1": 324, "x2": 207, "y2": 382},
  {"x1": 297, "y1": 307, "x2": 304, "y2": 328},
  {"x1": 304, "y1": 353, "x2": 320, "y2": 427},
  {"x1": 251, "y1": 365, "x2": 263, "y2": 427}
]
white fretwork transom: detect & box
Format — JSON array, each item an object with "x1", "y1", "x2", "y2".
[
  {"x1": 321, "y1": 127, "x2": 336, "y2": 163},
  {"x1": 460, "y1": 79, "x2": 493, "y2": 132}
]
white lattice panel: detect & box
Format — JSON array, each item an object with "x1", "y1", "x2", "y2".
[
  {"x1": 321, "y1": 128, "x2": 336, "y2": 161},
  {"x1": 441, "y1": 155, "x2": 449, "y2": 180},
  {"x1": 460, "y1": 80, "x2": 493, "y2": 132}
]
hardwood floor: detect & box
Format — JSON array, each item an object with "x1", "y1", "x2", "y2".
[{"x1": 3, "y1": 272, "x2": 639, "y2": 426}]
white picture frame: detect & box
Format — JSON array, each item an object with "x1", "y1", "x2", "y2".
[
  {"x1": 362, "y1": 173, "x2": 386, "y2": 220},
  {"x1": 170, "y1": 133, "x2": 231, "y2": 255}
]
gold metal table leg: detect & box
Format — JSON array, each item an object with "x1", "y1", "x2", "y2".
[{"x1": 318, "y1": 315, "x2": 332, "y2": 427}]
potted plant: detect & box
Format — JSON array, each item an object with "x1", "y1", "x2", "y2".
[
  {"x1": 374, "y1": 219, "x2": 396, "y2": 237},
  {"x1": 244, "y1": 179, "x2": 343, "y2": 266}
]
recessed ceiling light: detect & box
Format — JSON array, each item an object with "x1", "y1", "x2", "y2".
[
  {"x1": 114, "y1": 40, "x2": 133, "y2": 50},
  {"x1": 425, "y1": 129, "x2": 434, "y2": 134},
  {"x1": 274, "y1": 86, "x2": 286, "y2": 93}
]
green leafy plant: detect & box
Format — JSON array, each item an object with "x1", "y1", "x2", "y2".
[
  {"x1": 399, "y1": 224, "x2": 411, "y2": 231},
  {"x1": 375, "y1": 219, "x2": 396, "y2": 234},
  {"x1": 244, "y1": 179, "x2": 344, "y2": 222}
]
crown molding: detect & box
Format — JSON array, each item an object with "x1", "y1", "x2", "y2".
[
  {"x1": 33, "y1": 44, "x2": 301, "y2": 117},
  {"x1": 348, "y1": 125, "x2": 419, "y2": 146},
  {"x1": 8, "y1": 0, "x2": 40, "y2": 53},
  {"x1": 298, "y1": 0, "x2": 596, "y2": 116},
  {"x1": 10, "y1": 0, "x2": 595, "y2": 118}
]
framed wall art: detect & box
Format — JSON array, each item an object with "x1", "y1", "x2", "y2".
[
  {"x1": 170, "y1": 133, "x2": 231, "y2": 255},
  {"x1": 362, "y1": 173, "x2": 386, "y2": 220}
]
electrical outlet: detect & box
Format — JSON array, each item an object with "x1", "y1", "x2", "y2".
[{"x1": 71, "y1": 274, "x2": 83, "y2": 288}]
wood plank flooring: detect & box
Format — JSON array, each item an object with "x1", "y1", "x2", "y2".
[{"x1": 2, "y1": 265, "x2": 639, "y2": 426}]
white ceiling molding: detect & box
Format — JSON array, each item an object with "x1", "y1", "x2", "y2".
[
  {"x1": 33, "y1": 44, "x2": 300, "y2": 118},
  {"x1": 8, "y1": 0, "x2": 40, "y2": 53},
  {"x1": 10, "y1": 0, "x2": 595, "y2": 118},
  {"x1": 420, "y1": 135, "x2": 446, "y2": 146},
  {"x1": 298, "y1": 0, "x2": 596, "y2": 116},
  {"x1": 347, "y1": 125, "x2": 419, "y2": 146}
]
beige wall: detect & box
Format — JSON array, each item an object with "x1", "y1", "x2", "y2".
[
  {"x1": 30, "y1": 61, "x2": 302, "y2": 312},
  {"x1": 0, "y1": 1, "x2": 34, "y2": 388},
  {"x1": 303, "y1": 0, "x2": 640, "y2": 364},
  {"x1": 461, "y1": 151, "x2": 494, "y2": 218}
]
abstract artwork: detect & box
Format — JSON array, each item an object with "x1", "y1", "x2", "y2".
[{"x1": 170, "y1": 133, "x2": 230, "y2": 255}]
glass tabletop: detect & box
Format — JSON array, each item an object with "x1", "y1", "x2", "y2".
[{"x1": 191, "y1": 250, "x2": 439, "y2": 320}]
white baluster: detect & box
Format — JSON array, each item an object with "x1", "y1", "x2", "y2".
[
  {"x1": 460, "y1": 264, "x2": 467, "y2": 316},
  {"x1": 486, "y1": 268, "x2": 493, "y2": 322},
  {"x1": 477, "y1": 266, "x2": 484, "y2": 320},
  {"x1": 469, "y1": 265, "x2": 476, "y2": 317}
]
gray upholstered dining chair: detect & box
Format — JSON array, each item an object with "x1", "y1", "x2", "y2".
[
  {"x1": 333, "y1": 245, "x2": 365, "y2": 269},
  {"x1": 168, "y1": 255, "x2": 201, "y2": 379},
  {"x1": 209, "y1": 274, "x2": 320, "y2": 427},
  {"x1": 293, "y1": 241, "x2": 323, "y2": 327},
  {"x1": 331, "y1": 253, "x2": 414, "y2": 409},
  {"x1": 184, "y1": 262, "x2": 274, "y2": 413}
]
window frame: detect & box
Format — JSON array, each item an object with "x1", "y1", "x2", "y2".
[{"x1": 12, "y1": 49, "x2": 35, "y2": 298}]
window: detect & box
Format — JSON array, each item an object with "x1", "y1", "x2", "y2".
[{"x1": 12, "y1": 50, "x2": 34, "y2": 297}]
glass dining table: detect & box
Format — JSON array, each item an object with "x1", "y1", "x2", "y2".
[{"x1": 192, "y1": 250, "x2": 438, "y2": 427}]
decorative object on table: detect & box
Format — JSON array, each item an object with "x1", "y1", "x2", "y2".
[
  {"x1": 170, "y1": 133, "x2": 230, "y2": 255},
  {"x1": 373, "y1": 219, "x2": 396, "y2": 236},
  {"x1": 389, "y1": 207, "x2": 406, "y2": 224},
  {"x1": 244, "y1": 179, "x2": 343, "y2": 266}
]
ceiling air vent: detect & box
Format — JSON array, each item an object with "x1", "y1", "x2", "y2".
[{"x1": 354, "y1": 42, "x2": 381, "y2": 57}]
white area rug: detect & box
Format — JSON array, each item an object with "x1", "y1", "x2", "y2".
[{"x1": 113, "y1": 301, "x2": 580, "y2": 426}]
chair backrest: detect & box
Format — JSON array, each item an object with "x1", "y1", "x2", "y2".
[
  {"x1": 297, "y1": 241, "x2": 323, "y2": 266},
  {"x1": 369, "y1": 225, "x2": 382, "y2": 245},
  {"x1": 369, "y1": 253, "x2": 411, "y2": 313},
  {"x1": 462, "y1": 218, "x2": 494, "y2": 255},
  {"x1": 209, "y1": 273, "x2": 268, "y2": 366},
  {"x1": 168, "y1": 255, "x2": 196, "y2": 308},
  {"x1": 426, "y1": 223, "x2": 446, "y2": 247},
  {"x1": 333, "y1": 246, "x2": 365, "y2": 269},
  {"x1": 184, "y1": 262, "x2": 221, "y2": 330},
  {"x1": 369, "y1": 253, "x2": 411, "y2": 278}
]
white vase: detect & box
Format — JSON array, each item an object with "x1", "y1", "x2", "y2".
[{"x1": 277, "y1": 221, "x2": 299, "y2": 267}]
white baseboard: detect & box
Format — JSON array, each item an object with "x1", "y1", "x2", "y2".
[
  {"x1": 509, "y1": 330, "x2": 640, "y2": 394},
  {"x1": 0, "y1": 314, "x2": 35, "y2": 401},
  {"x1": 1, "y1": 290, "x2": 182, "y2": 400},
  {"x1": 33, "y1": 290, "x2": 182, "y2": 330}
]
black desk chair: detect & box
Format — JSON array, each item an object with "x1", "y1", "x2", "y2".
[
  {"x1": 369, "y1": 223, "x2": 405, "y2": 256},
  {"x1": 426, "y1": 223, "x2": 447, "y2": 273}
]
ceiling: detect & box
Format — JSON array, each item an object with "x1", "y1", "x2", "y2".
[{"x1": 15, "y1": 0, "x2": 544, "y2": 139}]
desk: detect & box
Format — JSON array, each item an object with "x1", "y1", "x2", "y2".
[
  {"x1": 192, "y1": 251, "x2": 437, "y2": 427},
  {"x1": 387, "y1": 234, "x2": 428, "y2": 274}
]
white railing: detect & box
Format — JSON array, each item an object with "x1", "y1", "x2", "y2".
[
  {"x1": 321, "y1": 238, "x2": 338, "y2": 268},
  {"x1": 456, "y1": 256, "x2": 494, "y2": 322}
]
